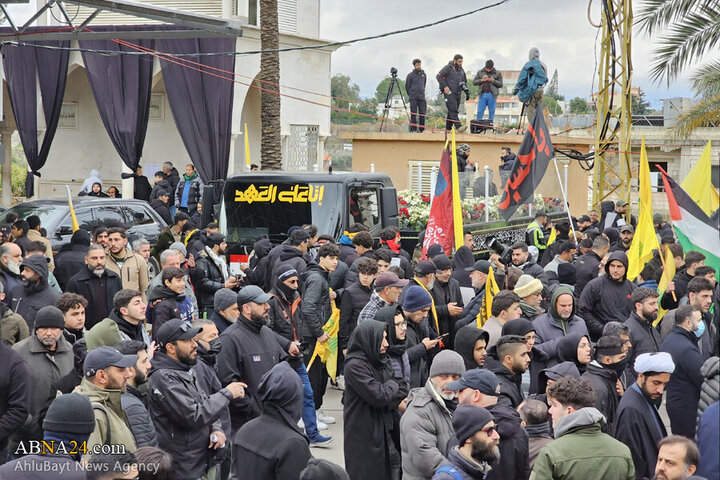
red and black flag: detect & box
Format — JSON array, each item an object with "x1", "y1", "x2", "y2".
[{"x1": 499, "y1": 109, "x2": 554, "y2": 220}]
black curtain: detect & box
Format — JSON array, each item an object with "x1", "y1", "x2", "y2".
[
  {"x1": 79, "y1": 27, "x2": 153, "y2": 173},
  {"x1": 155, "y1": 37, "x2": 236, "y2": 184},
  {"x1": 2, "y1": 40, "x2": 69, "y2": 197}
]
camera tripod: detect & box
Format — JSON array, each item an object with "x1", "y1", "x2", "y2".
[{"x1": 379, "y1": 67, "x2": 410, "y2": 132}]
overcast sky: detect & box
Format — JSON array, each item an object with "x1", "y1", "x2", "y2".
[{"x1": 320, "y1": 0, "x2": 695, "y2": 109}]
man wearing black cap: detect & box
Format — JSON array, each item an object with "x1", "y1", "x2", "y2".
[
  {"x1": 431, "y1": 254, "x2": 464, "y2": 342},
  {"x1": 217, "y1": 286, "x2": 287, "y2": 432},
  {"x1": 149, "y1": 319, "x2": 246, "y2": 479},
  {"x1": 433, "y1": 404, "x2": 500, "y2": 480},
  {"x1": 449, "y1": 368, "x2": 530, "y2": 480},
  {"x1": 0, "y1": 393, "x2": 95, "y2": 479},
  {"x1": 406, "y1": 58, "x2": 427, "y2": 133},
  {"x1": 610, "y1": 224, "x2": 635, "y2": 253},
  {"x1": 11, "y1": 306, "x2": 73, "y2": 447},
  {"x1": 73, "y1": 345, "x2": 138, "y2": 453},
  {"x1": 9, "y1": 254, "x2": 60, "y2": 329},
  {"x1": 149, "y1": 189, "x2": 172, "y2": 225},
  {"x1": 192, "y1": 233, "x2": 238, "y2": 315},
  {"x1": 455, "y1": 260, "x2": 491, "y2": 330}
]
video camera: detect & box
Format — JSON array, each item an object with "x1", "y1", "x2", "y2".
[
  {"x1": 458, "y1": 80, "x2": 470, "y2": 99},
  {"x1": 390, "y1": 67, "x2": 398, "y2": 77},
  {"x1": 486, "y1": 236, "x2": 513, "y2": 266}
]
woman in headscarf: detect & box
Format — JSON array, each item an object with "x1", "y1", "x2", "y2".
[
  {"x1": 454, "y1": 324, "x2": 490, "y2": 370},
  {"x1": 557, "y1": 333, "x2": 592, "y2": 375},
  {"x1": 343, "y1": 320, "x2": 409, "y2": 480},
  {"x1": 377, "y1": 305, "x2": 411, "y2": 384}
]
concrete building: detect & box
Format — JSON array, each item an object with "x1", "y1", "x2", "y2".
[{"x1": 0, "y1": 0, "x2": 335, "y2": 202}]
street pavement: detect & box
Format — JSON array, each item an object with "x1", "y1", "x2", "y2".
[{"x1": 309, "y1": 386, "x2": 346, "y2": 467}]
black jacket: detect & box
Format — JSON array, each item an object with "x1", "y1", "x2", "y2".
[
  {"x1": 405, "y1": 68, "x2": 427, "y2": 100},
  {"x1": 232, "y1": 362, "x2": 310, "y2": 480},
  {"x1": 148, "y1": 351, "x2": 231, "y2": 480},
  {"x1": 300, "y1": 263, "x2": 331, "y2": 340},
  {"x1": 65, "y1": 267, "x2": 123, "y2": 330},
  {"x1": 540, "y1": 234, "x2": 570, "y2": 267},
  {"x1": 499, "y1": 153, "x2": 517, "y2": 171},
  {"x1": 581, "y1": 362, "x2": 620, "y2": 433},
  {"x1": 377, "y1": 245, "x2": 413, "y2": 279},
  {"x1": 660, "y1": 269, "x2": 693, "y2": 310},
  {"x1": 615, "y1": 384, "x2": 667, "y2": 480},
  {"x1": 517, "y1": 260, "x2": 549, "y2": 294},
  {"x1": 149, "y1": 198, "x2": 172, "y2": 225},
  {"x1": 9, "y1": 255, "x2": 60, "y2": 329},
  {"x1": 343, "y1": 320, "x2": 409, "y2": 480},
  {"x1": 121, "y1": 384, "x2": 158, "y2": 448},
  {"x1": 216, "y1": 315, "x2": 285, "y2": 430},
  {"x1": 343, "y1": 250, "x2": 375, "y2": 288},
  {"x1": 431, "y1": 278, "x2": 464, "y2": 340},
  {"x1": 454, "y1": 325, "x2": 489, "y2": 370},
  {"x1": 268, "y1": 282, "x2": 303, "y2": 343},
  {"x1": 660, "y1": 326, "x2": 705, "y2": 438},
  {"x1": 166, "y1": 167, "x2": 180, "y2": 193},
  {"x1": 485, "y1": 403, "x2": 531, "y2": 480},
  {"x1": 339, "y1": 281, "x2": 372, "y2": 350},
  {"x1": 133, "y1": 175, "x2": 152, "y2": 201},
  {"x1": 191, "y1": 249, "x2": 226, "y2": 313},
  {"x1": 577, "y1": 251, "x2": 636, "y2": 341},
  {"x1": 573, "y1": 250, "x2": 603, "y2": 299},
  {"x1": 150, "y1": 179, "x2": 172, "y2": 201},
  {"x1": 54, "y1": 244, "x2": 89, "y2": 290},
  {"x1": 624, "y1": 312, "x2": 661, "y2": 379},
  {"x1": 488, "y1": 356, "x2": 525, "y2": 408},
  {"x1": 263, "y1": 244, "x2": 307, "y2": 292},
  {"x1": 193, "y1": 344, "x2": 231, "y2": 449},
  {"x1": 451, "y1": 246, "x2": 475, "y2": 289},
  {"x1": 436, "y1": 61, "x2": 467, "y2": 95},
  {"x1": 0, "y1": 342, "x2": 29, "y2": 449},
  {"x1": 210, "y1": 310, "x2": 233, "y2": 335},
  {"x1": 405, "y1": 314, "x2": 437, "y2": 388}
]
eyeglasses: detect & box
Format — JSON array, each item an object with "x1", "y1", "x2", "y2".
[{"x1": 481, "y1": 426, "x2": 497, "y2": 436}]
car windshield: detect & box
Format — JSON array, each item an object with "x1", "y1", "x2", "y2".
[
  {"x1": 0, "y1": 204, "x2": 66, "y2": 228},
  {"x1": 223, "y1": 181, "x2": 343, "y2": 243}
]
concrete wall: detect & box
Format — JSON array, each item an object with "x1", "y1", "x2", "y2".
[{"x1": 344, "y1": 131, "x2": 595, "y2": 212}]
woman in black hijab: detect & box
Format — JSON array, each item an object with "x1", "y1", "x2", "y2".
[
  {"x1": 343, "y1": 320, "x2": 409, "y2": 480},
  {"x1": 557, "y1": 332, "x2": 592, "y2": 374},
  {"x1": 377, "y1": 305, "x2": 411, "y2": 384}
]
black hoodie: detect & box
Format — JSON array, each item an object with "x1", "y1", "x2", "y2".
[
  {"x1": 9, "y1": 255, "x2": 60, "y2": 329},
  {"x1": 577, "y1": 251, "x2": 637, "y2": 340},
  {"x1": 485, "y1": 403, "x2": 531, "y2": 480},
  {"x1": 454, "y1": 324, "x2": 489, "y2": 370}
]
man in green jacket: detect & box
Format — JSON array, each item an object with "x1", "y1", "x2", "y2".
[{"x1": 530, "y1": 376, "x2": 634, "y2": 480}]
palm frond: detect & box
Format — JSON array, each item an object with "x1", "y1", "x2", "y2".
[
  {"x1": 648, "y1": 9, "x2": 720, "y2": 83},
  {"x1": 690, "y1": 59, "x2": 720, "y2": 98},
  {"x1": 635, "y1": 0, "x2": 706, "y2": 35},
  {"x1": 672, "y1": 94, "x2": 720, "y2": 137}
]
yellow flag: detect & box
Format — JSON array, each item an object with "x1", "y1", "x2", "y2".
[
  {"x1": 244, "y1": 122, "x2": 251, "y2": 167},
  {"x1": 546, "y1": 227, "x2": 557, "y2": 246},
  {"x1": 654, "y1": 245, "x2": 676, "y2": 327},
  {"x1": 307, "y1": 296, "x2": 340, "y2": 380},
  {"x1": 450, "y1": 128, "x2": 464, "y2": 251},
  {"x1": 477, "y1": 266, "x2": 500, "y2": 328},
  {"x1": 627, "y1": 136, "x2": 660, "y2": 280},
  {"x1": 66, "y1": 185, "x2": 80, "y2": 232},
  {"x1": 681, "y1": 141, "x2": 719, "y2": 216}
]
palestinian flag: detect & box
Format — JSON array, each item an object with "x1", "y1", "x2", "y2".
[{"x1": 658, "y1": 167, "x2": 720, "y2": 280}]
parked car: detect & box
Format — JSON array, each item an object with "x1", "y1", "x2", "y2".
[{"x1": 0, "y1": 197, "x2": 167, "y2": 252}]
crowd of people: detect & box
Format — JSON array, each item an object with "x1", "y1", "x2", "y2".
[{"x1": 0, "y1": 187, "x2": 718, "y2": 480}]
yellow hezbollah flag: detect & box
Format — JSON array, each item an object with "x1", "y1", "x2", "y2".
[
  {"x1": 450, "y1": 128, "x2": 464, "y2": 251},
  {"x1": 65, "y1": 185, "x2": 80, "y2": 232},
  {"x1": 244, "y1": 122, "x2": 251, "y2": 167},
  {"x1": 627, "y1": 136, "x2": 660, "y2": 281},
  {"x1": 681, "y1": 141, "x2": 719, "y2": 216},
  {"x1": 655, "y1": 245, "x2": 676, "y2": 327},
  {"x1": 477, "y1": 266, "x2": 500, "y2": 327},
  {"x1": 546, "y1": 226, "x2": 557, "y2": 247},
  {"x1": 307, "y1": 295, "x2": 340, "y2": 380}
]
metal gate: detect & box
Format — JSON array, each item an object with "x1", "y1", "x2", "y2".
[{"x1": 285, "y1": 124, "x2": 319, "y2": 171}]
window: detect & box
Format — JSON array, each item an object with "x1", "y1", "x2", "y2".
[
  {"x1": 648, "y1": 162, "x2": 668, "y2": 192},
  {"x1": 58, "y1": 209, "x2": 94, "y2": 235},
  {"x1": 94, "y1": 206, "x2": 127, "y2": 228},
  {"x1": 122, "y1": 205, "x2": 154, "y2": 227},
  {"x1": 349, "y1": 187, "x2": 379, "y2": 229}
]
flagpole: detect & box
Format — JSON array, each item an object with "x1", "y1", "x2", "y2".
[{"x1": 552, "y1": 158, "x2": 576, "y2": 241}]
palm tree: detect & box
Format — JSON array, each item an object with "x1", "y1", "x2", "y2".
[
  {"x1": 637, "y1": 0, "x2": 720, "y2": 135},
  {"x1": 259, "y1": 0, "x2": 282, "y2": 169}
]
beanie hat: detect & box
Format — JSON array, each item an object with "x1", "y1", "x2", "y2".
[
  {"x1": 514, "y1": 274, "x2": 542, "y2": 298},
  {"x1": 214, "y1": 288, "x2": 237, "y2": 312},
  {"x1": 70, "y1": 229, "x2": 91, "y2": 247},
  {"x1": 34, "y1": 305, "x2": 65, "y2": 330},
  {"x1": 275, "y1": 263, "x2": 299, "y2": 282},
  {"x1": 300, "y1": 458, "x2": 350, "y2": 480},
  {"x1": 453, "y1": 404, "x2": 495, "y2": 445},
  {"x1": 43, "y1": 393, "x2": 96, "y2": 434},
  {"x1": 429, "y1": 350, "x2": 466, "y2": 378},
  {"x1": 206, "y1": 233, "x2": 226, "y2": 248},
  {"x1": 426, "y1": 244, "x2": 444, "y2": 259},
  {"x1": 402, "y1": 285, "x2": 432, "y2": 312},
  {"x1": 169, "y1": 242, "x2": 187, "y2": 257},
  {"x1": 557, "y1": 263, "x2": 577, "y2": 285},
  {"x1": 432, "y1": 254, "x2": 452, "y2": 271},
  {"x1": 501, "y1": 318, "x2": 535, "y2": 337}
]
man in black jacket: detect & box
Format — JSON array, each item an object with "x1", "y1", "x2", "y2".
[
  {"x1": 339, "y1": 257, "x2": 376, "y2": 354},
  {"x1": 661, "y1": 251, "x2": 705, "y2": 310},
  {"x1": 431, "y1": 254, "x2": 464, "y2": 344},
  {"x1": 510, "y1": 242, "x2": 549, "y2": 295},
  {"x1": 301, "y1": 243, "x2": 340, "y2": 424},
  {"x1": 573, "y1": 235, "x2": 610, "y2": 300},
  {"x1": 192, "y1": 234, "x2": 238, "y2": 315},
  {"x1": 150, "y1": 171, "x2": 171, "y2": 201},
  {"x1": 452, "y1": 368, "x2": 531, "y2": 480},
  {"x1": 10, "y1": 255, "x2": 60, "y2": 329},
  {"x1": 148, "y1": 319, "x2": 245, "y2": 480},
  {"x1": 217, "y1": 286, "x2": 288, "y2": 432},
  {"x1": 436, "y1": 54, "x2": 468, "y2": 131},
  {"x1": 54, "y1": 230, "x2": 91, "y2": 290},
  {"x1": 0, "y1": 337, "x2": 29, "y2": 464},
  {"x1": 65, "y1": 244, "x2": 123, "y2": 330},
  {"x1": 405, "y1": 58, "x2": 427, "y2": 132},
  {"x1": 488, "y1": 335, "x2": 530, "y2": 408},
  {"x1": 624, "y1": 287, "x2": 661, "y2": 379},
  {"x1": 116, "y1": 340, "x2": 157, "y2": 448},
  {"x1": 149, "y1": 190, "x2": 172, "y2": 225},
  {"x1": 210, "y1": 288, "x2": 238, "y2": 335},
  {"x1": 262, "y1": 229, "x2": 310, "y2": 291},
  {"x1": 581, "y1": 335, "x2": 627, "y2": 433},
  {"x1": 162, "y1": 161, "x2": 180, "y2": 194},
  {"x1": 0, "y1": 243, "x2": 24, "y2": 306}
]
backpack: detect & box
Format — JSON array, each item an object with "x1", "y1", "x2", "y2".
[{"x1": 435, "y1": 464, "x2": 464, "y2": 480}]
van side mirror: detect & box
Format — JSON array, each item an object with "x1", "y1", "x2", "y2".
[
  {"x1": 380, "y1": 187, "x2": 399, "y2": 228},
  {"x1": 57, "y1": 225, "x2": 73, "y2": 236}
]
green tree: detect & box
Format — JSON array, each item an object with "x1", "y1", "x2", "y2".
[
  {"x1": 330, "y1": 74, "x2": 376, "y2": 125},
  {"x1": 673, "y1": 60, "x2": 720, "y2": 135},
  {"x1": 546, "y1": 69, "x2": 559, "y2": 98},
  {"x1": 631, "y1": 88, "x2": 652, "y2": 115},
  {"x1": 543, "y1": 96, "x2": 563, "y2": 116},
  {"x1": 374, "y1": 76, "x2": 409, "y2": 105},
  {"x1": 569, "y1": 96, "x2": 589, "y2": 114}
]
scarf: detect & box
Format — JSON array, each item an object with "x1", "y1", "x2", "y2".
[
  {"x1": 205, "y1": 246, "x2": 229, "y2": 281},
  {"x1": 385, "y1": 238, "x2": 401, "y2": 254},
  {"x1": 183, "y1": 172, "x2": 197, "y2": 181}
]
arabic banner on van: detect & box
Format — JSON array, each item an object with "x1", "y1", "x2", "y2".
[
  {"x1": 498, "y1": 109, "x2": 554, "y2": 221},
  {"x1": 234, "y1": 183, "x2": 325, "y2": 205}
]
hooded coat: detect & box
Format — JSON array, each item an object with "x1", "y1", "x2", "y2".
[
  {"x1": 556, "y1": 333, "x2": 591, "y2": 375},
  {"x1": 268, "y1": 280, "x2": 303, "y2": 343},
  {"x1": 148, "y1": 351, "x2": 230, "y2": 479},
  {"x1": 454, "y1": 325, "x2": 489, "y2": 370},
  {"x1": 9, "y1": 255, "x2": 60, "y2": 329},
  {"x1": 582, "y1": 361, "x2": 621, "y2": 433},
  {"x1": 405, "y1": 312, "x2": 437, "y2": 388},
  {"x1": 513, "y1": 48, "x2": 548, "y2": 103},
  {"x1": 149, "y1": 198, "x2": 172, "y2": 224},
  {"x1": 451, "y1": 246, "x2": 475, "y2": 288},
  {"x1": 378, "y1": 305, "x2": 412, "y2": 383},
  {"x1": 698, "y1": 356, "x2": 719, "y2": 419},
  {"x1": 573, "y1": 250, "x2": 603, "y2": 300},
  {"x1": 231, "y1": 362, "x2": 311, "y2": 480},
  {"x1": 149, "y1": 178, "x2": 171, "y2": 201},
  {"x1": 577, "y1": 251, "x2": 636, "y2": 340},
  {"x1": 264, "y1": 244, "x2": 307, "y2": 291},
  {"x1": 485, "y1": 403, "x2": 531, "y2": 480},
  {"x1": 343, "y1": 320, "x2": 409, "y2": 480},
  {"x1": 339, "y1": 280, "x2": 372, "y2": 350},
  {"x1": 530, "y1": 408, "x2": 634, "y2": 480},
  {"x1": 531, "y1": 287, "x2": 588, "y2": 392}
]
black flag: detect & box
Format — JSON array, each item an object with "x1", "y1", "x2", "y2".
[{"x1": 499, "y1": 108, "x2": 554, "y2": 221}]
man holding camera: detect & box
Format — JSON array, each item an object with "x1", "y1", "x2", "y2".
[
  {"x1": 437, "y1": 54, "x2": 468, "y2": 132},
  {"x1": 406, "y1": 59, "x2": 427, "y2": 133}
]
